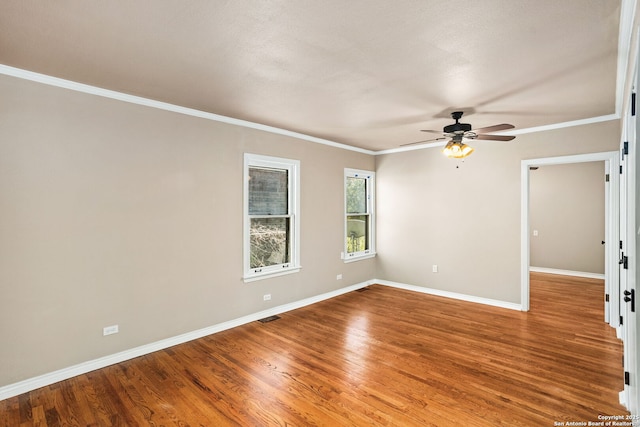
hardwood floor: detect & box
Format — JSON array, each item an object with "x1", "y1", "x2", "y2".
[{"x1": 1, "y1": 273, "x2": 628, "y2": 426}]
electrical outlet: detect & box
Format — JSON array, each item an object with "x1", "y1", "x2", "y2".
[
  {"x1": 263, "y1": 294, "x2": 271, "y2": 301},
  {"x1": 432, "y1": 265, "x2": 438, "y2": 273},
  {"x1": 337, "y1": 274, "x2": 343, "y2": 280},
  {"x1": 533, "y1": 230, "x2": 539, "y2": 237},
  {"x1": 103, "y1": 325, "x2": 119, "y2": 336}
]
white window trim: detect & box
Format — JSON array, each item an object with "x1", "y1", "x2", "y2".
[
  {"x1": 243, "y1": 153, "x2": 301, "y2": 282},
  {"x1": 344, "y1": 168, "x2": 376, "y2": 262}
]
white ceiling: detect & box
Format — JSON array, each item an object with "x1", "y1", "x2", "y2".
[{"x1": 0, "y1": 1, "x2": 623, "y2": 152}]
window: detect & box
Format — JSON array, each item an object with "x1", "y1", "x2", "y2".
[
  {"x1": 244, "y1": 154, "x2": 300, "y2": 281},
  {"x1": 345, "y1": 168, "x2": 375, "y2": 261}
]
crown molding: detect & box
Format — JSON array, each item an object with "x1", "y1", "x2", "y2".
[
  {"x1": 0, "y1": 64, "x2": 376, "y2": 156},
  {"x1": 503, "y1": 113, "x2": 620, "y2": 135},
  {"x1": 374, "y1": 113, "x2": 620, "y2": 156},
  {"x1": 374, "y1": 139, "x2": 448, "y2": 155},
  {"x1": 0, "y1": 63, "x2": 624, "y2": 157}
]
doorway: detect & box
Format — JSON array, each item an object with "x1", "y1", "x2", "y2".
[
  {"x1": 528, "y1": 161, "x2": 607, "y2": 280},
  {"x1": 520, "y1": 151, "x2": 620, "y2": 317}
]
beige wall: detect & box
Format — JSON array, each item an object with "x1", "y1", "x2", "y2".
[
  {"x1": 0, "y1": 71, "x2": 622, "y2": 390},
  {"x1": 375, "y1": 120, "x2": 620, "y2": 304},
  {"x1": 0, "y1": 75, "x2": 375, "y2": 387},
  {"x1": 529, "y1": 162, "x2": 605, "y2": 274}
]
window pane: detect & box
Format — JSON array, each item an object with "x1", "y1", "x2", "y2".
[
  {"x1": 346, "y1": 177, "x2": 366, "y2": 214},
  {"x1": 346, "y1": 215, "x2": 369, "y2": 253},
  {"x1": 250, "y1": 217, "x2": 290, "y2": 268},
  {"x1": 249, "y1": 167, "x2": 288, "y2": 215}
]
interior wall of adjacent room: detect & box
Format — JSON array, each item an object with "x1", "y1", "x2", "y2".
[
  {"x1": 375, "y1": 120, "x2": 620, "y2": 304},
  {"x1": 0, "y1": 74, "x2": 375, "y2": 387},
  {"x1": 529, "y1": 161, "x2": 605, "y2": 274}
]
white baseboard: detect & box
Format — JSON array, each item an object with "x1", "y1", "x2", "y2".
[
  {"x1": 620, "y1": 390, "x2": 629, "y2": 410},
  {"x1": 0, "y1": 278, "x2": 521, "y2": 400},
  {"x1": 0, "y1": 280, "x2": 374, "y2": 401},
  {"x1": 374, "y1": 279, "x2": 523, "y2": 311},
  {"x1": 529, "y1": 266, "x2": 605, "y2": 280}
]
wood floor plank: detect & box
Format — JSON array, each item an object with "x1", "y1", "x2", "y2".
[
  {"x1": 0, "y1": 273, "x2": 628, "y2": 425},
  {"x1": 0, "y1": 395, "x2": 20, "y2": 427}
]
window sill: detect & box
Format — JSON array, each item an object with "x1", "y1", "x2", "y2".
[
  {"x1": 343, "y1": 252, "x2": 376, "y2": 263},
  {"x1": 243, "y1": 267, "x2": 302, "y2": 283}
]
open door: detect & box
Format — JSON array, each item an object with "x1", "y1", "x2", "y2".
[
  {"x1": 619, "y1": 83, "x2": 638, "y2": 413},
  {"x1": 606, "y1": 158, "x2": 622, "y2": 327}
]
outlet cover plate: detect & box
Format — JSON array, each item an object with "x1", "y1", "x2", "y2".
[{"x1": 103, "y1": 325, "x2": 119, "y2": 336}]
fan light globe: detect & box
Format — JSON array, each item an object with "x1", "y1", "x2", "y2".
[{"x1": 442, "y1": 139, "x2": 474, "y2": 158}]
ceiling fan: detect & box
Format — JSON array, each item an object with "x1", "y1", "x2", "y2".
[{"x1": 402, "y1": 111, "x2": 516, "y2": 158}]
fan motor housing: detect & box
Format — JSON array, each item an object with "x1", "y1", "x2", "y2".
[{"x1": 444, "y1": 122, "x2": 472, "y2": 134}]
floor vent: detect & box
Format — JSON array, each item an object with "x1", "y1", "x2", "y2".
[
  {"x1": 355, "y1": 287, "x2": 370, "y2": 292},
  {"x1": 258, "y1": 315, "x2": 281, "y2": 323}
]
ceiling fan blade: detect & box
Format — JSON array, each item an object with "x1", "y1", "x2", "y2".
[
  {"x1": 400, "y1": 137, "x2": 447, "y2": 147},
  {"x1": 419, "y1": 129, "x2": 444, "y2": 134},
  {"x1": 472, "y1": 123, "x2": 514, "y2": 133},
  {"x1": 475, "y1": 134, "x2": 516, "y2": 142}
]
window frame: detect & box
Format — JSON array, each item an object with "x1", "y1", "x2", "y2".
[
  {"x1": 243, "y1": 153, "x2": 301, "y2": 282},
  {"x1": 344, "y1": 168, "x2": 376, "y2": 262}
]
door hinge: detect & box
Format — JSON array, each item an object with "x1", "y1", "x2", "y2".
[
  {"x1": 632, "y1": 92, "x2": 636, "y2": 116},
  {"x1": 620, "y1": 315, "x2": 624, "y2": 325},
  {"x1": 623, "y1": 141, "x2": 629, "y2": 157},
  {"x1": 625, "y1": 371, "x2": 631, "y2": 385},
  {"x1": 620, "y1": 164, "x2": 623, "y2": 174},
  {"x1": 624, "y1": 289, "x2": 635, "y2": 312},
  {"x1": 605, "y1": 173, "x2": 610, "y2": 182},
  {"x1": 606, "y1": 293, "x2": 610, "y2": 302},
  {"x1": 620, "y1": 240, "x2": 624, "y2": 250}
]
